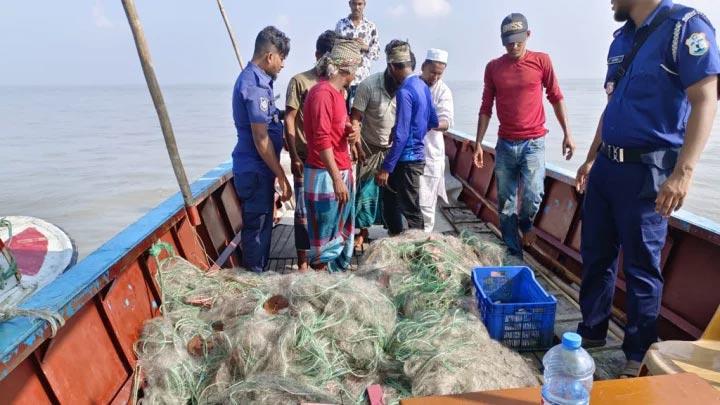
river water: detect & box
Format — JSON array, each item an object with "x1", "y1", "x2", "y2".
[{"x1": 1, "y1": 80, "x2": 718, "y2": 258}]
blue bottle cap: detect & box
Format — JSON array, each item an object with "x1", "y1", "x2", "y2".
[{"x1": 562, "y1": 332, "x2": 582, "y2": 350}]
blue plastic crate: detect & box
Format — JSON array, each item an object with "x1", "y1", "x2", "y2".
[{"x1": 471, "y1": 266, "x2": 557, "y2": 351}]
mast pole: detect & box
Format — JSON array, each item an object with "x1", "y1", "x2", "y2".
[
  {"x1": 121, "y1": 0, "x2": 201, "y2": 225},
  {"x1": 216, "y1": 0, "x2": 244, "y2": 69}
]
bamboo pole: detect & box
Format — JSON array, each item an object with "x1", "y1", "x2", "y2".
[
  {"x1": 216, "y1": 0, "x2": 244, "y2": 69},
  {"x1": 121, "y1": 0, "x2": 201, "y2": 225}
]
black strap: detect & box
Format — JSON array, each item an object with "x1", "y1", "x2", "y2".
[{"x1": 612, "y1": 5, "x2": 681, "y2": 87}]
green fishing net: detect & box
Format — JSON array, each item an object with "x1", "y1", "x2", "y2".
[{"x1": 136, "y1": 232, "x2": 538, "y2": 405}]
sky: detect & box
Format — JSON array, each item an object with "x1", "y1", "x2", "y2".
[{"x1": 2, "y1": 0, "x2": 720, "y2": 86}]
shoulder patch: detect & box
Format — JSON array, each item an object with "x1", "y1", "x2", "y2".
[
  {"x1": 608, "y1": 55, "x2": 624, "y2": 65},
  {"x1": 672, "y1": 9, "x2": 701, "y2": 63},
  {"x1": 686, "y1": 32, "x2": 710, "y2": 56},
  {"x1": 259, "y1": 97, "x2": 269, "y2": 113}
]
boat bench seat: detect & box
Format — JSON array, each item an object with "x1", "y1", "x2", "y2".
[{"x1": 641, "y1": 305, "x2": 720, "y2": 390}]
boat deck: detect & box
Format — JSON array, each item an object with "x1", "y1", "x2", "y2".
[{"x1": 265, "y1": 179, "x2": 626, "y2": 381}]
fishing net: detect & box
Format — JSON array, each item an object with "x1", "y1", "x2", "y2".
[
  {"x1": 138, "y1": 258, "x2": 398, "y2": 404},
  {"x1": 390, "y1": 310, "x2": 537, "y2": 397},
  {"x1": 358, "y1": 230, "x2": 505, "y2": 317},
  {"x1": 136, "y1": 231, "x2": 538, "y2": 405}
]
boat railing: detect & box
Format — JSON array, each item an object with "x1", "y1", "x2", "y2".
[{"x1": 445, "y1": 128, "x2": 720, "y2": 247}]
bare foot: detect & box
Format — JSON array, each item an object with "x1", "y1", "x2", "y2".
[
  {"x1": 354, "y1": 228, "x2": 369, "y2": 250},
  {"x1": 297, "y1": 251, "x2": 309, "y2": 273},
  {"x1": 311, "y1": 263, "x2": 328, "y2": 272},
  {"x1": 521, "y1": 229, "x2": 537, "y2": 248}
]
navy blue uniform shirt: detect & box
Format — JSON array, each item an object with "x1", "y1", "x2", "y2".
[
  {"x1": 603, "y1": 0, "x2": 720, "y2": 149},
  {"x1": 232, "y1": 63, "x2": 284, "y2": 176}
]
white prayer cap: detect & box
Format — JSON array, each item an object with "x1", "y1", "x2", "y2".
[{"x1": 426, "y1": 48, "x2": 448, "y2": 64}]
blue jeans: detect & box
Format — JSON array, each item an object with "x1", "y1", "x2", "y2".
[{"x1": 494, "y1": 137, "x2": 546, "y2": 255}]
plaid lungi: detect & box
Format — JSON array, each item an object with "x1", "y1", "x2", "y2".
[
  {"x1": 304, "y1": 166, "x2": 355, "y2": 272},
  {"x1": 355, "y1": 142, "x2": 389, "y2": 229}
]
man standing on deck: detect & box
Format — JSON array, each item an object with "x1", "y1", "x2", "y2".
[
  {"x1": 376, "y1": 41, "x2": 439, "y2": 235},
  {"x1": 350, "y1": 41, "x2": 403, "y2": 248},
  {"x1": 473, "y1": 13, "x2": 576, "y2": 257},
  {"x1": 232, "y1": 26, "x2": 292, "y2": 273},
  {"x1": 303, "y1": 40, "x2": 362, "y2": 272},
  {"x1": 335, "y1": 0, "x2": 381, "y2": 111},
  {"x1": 419, "y1": 49, "x2": 454, "y2": 233},
  {"x1": 285, "y1": 30, "x2": 338, "y2": 272},
  {"x1": 575, "y1": 0, "x2": 720, "y2": 377}
]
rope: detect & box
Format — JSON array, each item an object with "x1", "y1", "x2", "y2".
[
  {"x1": 149, "y1": 241, "x2": 176, "y2": 315},
  {"x1": 0, "y1": 306, "x2": 65, "y2": 337},
  {"x1": 0, "y1": 218, "x2": 20, "y2": 289}
]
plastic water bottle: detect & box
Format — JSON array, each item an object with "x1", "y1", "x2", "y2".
[{"x1": 541, "y1": 332, "x2": 595, "y2": 405}]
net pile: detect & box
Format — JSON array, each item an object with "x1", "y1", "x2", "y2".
[
  {"x1": 136, "y1": 232, "x2": 539, "y2": 404},
  {"x1": 357, "y1": 230, "x2": 505, "y2": 317}
]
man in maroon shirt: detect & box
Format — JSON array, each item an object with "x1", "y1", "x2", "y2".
[
  {"x1": 303, "y1": 39, "x2": 362, "y2": 272},
  {"x1": 473, "y1": 13, "x2": 576, "y2": 257}
]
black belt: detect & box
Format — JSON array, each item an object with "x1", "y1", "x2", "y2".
[{"x1": 598, "y1": 143, "x2": 664, "y2": 163}]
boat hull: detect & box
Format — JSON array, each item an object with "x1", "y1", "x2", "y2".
[{"x1": 1, "y1": 130, "x2": 719, "y2": 403}]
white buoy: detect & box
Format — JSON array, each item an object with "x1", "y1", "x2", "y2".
[{"x1": 0, "y1": 216, "x2": 76, "y2": 306}]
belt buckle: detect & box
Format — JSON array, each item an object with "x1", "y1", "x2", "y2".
[{"x1": 609, "y1": 145, "x2": 624, "y2": 163}]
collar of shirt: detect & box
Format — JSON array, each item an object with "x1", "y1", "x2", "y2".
[
  {"x1": 501, "y1": 50, "x2": 532, "y2": 64},
  {"x1": 341, "y1": 16, "x2": 369, "y2": 30},
  {"x1": 249, "y1": 62, "x2": 273, "y2": 89},
  {"x1": 401, "y1": 74, "x2": 418, "y2": 86},
  {"x1": 622, "y1": 0, "x2": 674, "y2": 33}
]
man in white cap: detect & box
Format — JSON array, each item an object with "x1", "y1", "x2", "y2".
[{"x1": 419, "y1": 48, "x2": 454, "y2": 232}]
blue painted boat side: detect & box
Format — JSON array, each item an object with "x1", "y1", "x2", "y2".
[{"x1": 0, "y1": 161, "x2": 233, "y2": 379}]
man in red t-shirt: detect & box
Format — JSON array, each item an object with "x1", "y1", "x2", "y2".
[
  {"x1": 473, "y1": 13, "x2": 576, "y2": 257},
  {"x1": 303, "y1": 39, "x2": 362, "y2": 272}
]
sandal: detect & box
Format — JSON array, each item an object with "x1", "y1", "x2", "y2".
[{"x1": 619, "y1": 360, "x2": 642, "y2": 379}]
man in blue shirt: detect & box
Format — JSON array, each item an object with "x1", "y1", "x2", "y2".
[
  {"x1": 376, "y1": 40, "x2": 439, "y2": 235},
  {"x1": 232, "y1": 26, "x2": 292, "y2": 273},
  {"x1": 575, "y1": 0, "x2": 720, "y2": 376}
]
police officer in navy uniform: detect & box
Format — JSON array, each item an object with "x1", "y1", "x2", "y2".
[
  {"x1": 575, "y1": 0, "x2": 720, "y2": 377},
  {"x1": 232, "y1": 26, "x2": 293, "y2": 273}
]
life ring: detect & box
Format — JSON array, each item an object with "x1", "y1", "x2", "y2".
[{"x1": 0, "y1": 216, "x2": 77, "y2": 306}]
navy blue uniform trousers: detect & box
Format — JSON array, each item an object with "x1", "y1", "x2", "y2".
[
  {"x1": 578, "y1": 155, "x2": 667, "y2": 362},
  {"x1": 234, "y1": 172, "x2": 275, "y2": 273}
]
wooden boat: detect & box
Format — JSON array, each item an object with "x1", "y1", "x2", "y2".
[{"x1": 1, "y1": 128, "x2": 718, "y2": 404}]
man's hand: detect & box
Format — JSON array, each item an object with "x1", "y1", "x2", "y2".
[
  {"x1": 655, "y1": 169, "x2": 692, "y2": 217},
  {"x1": 355, "y1": 145, "x2": 367, "y2": 164},
  {"x1": 575, "y1": 160, "x2": 594, "y2": 193},
  {"x1": 354, "y1": 37, "x2": 369, "y2": 52},
  {"x1": 347, "y1": 121, "x2": 361, "y2": 145},
  {"x1": 375, "y1": 170, "x2": 389, "y2": 188},
  {"x1": 290, "y1": 158, "x2": 304, "y2": 178},
  {"x1": 332, "y1": 176, "x2": 349, "y2": 205},
  {"x1": 473, "y1": 145, "x2": 484, "y2": 168},
  {"x1": 563, "y1": 134, "x2": 576, "y2": 161},
  {"x1": 278, "y1": 176, "x2": 292, "y2": 202},
  {"x1": 351, "y1": 144, "x2": 367, "y2": 165}
]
